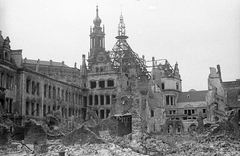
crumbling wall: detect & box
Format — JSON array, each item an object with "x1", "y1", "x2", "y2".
[
  {"x1": 24, "y1": 120, "x2": 47, "y2": 144},
  {"x1": 206, "y1": 66, "x2": 226, "y2": 121},
  {"x1": 145, "y1": 68, "x2": 165, "y2": 133},
  {"x1": 161, "y1": 119, "x2": 184, "y2": 135}
]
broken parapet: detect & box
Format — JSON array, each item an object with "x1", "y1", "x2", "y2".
[
  {"x1": 24, "y1": 119, "x2": 47, "y2": 144},
  {"x1": 61, "y1": 125, "x2": 104, "y2": 146}
]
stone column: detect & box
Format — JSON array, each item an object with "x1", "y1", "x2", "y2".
[
  {"x1": 104, "y1": 95, "x2": 106, "y2": 105},
  {"x1": 98, "y1": 95, "x2": 100, "y2": 105},
  {"x1": 110, "y1": 95, "x2": 112, "y2": 105}
]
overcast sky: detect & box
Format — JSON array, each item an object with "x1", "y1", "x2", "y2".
[{"x1": 1, "y1": 0, "x2": 240, "y2": 91}]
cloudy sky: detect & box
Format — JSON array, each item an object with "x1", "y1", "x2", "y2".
[{"x1": 1, "y1": 0, "x2": 240, "y2": 91}]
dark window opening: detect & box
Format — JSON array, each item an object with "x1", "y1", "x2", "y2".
[
  {"x1": 26, "y1": 102, "x2": 30, "y2": 115},
  {"x1": 106, "y1": 95, "x2": 110, "y2": 104},
  {"x1": 43, "y1": 105, "x2": 46, "y2": 116},
  {"x1": 26, "y1": 79, "x2": 30, "y2": 93},
  {"x1": 0, "y1": 73, "x2": 3, "y2": 87},
  {"x1": 176, "y1": 83, "x2": 179, "y2": 90},
  {"x1": 177, "y1": 126, "x2": 181, "y2": 133},
  {"x1": 192, "y1": 109, "x2": 195, "y2": 114},
  {"x1": 72, "y1": 93, "x2": 75, "y2": 103},
  {"x1": 62, "y1": 90, "x2": 64, "y2": 100},
  {"x1": 173, "y1": 110, "x2": 176, "y2": 114},
  {"x1": 48, "y1": 106, "x2": 51, "y2": 113},
  {"x1": 184, "y1": 110, "x2": 187, "y2": 114},
  {"x1": 99, "y1": 80, "x2": 105, "y2": 88},
  {"x1": 107, "y1": 80, "x2": 114, "y2": 87},
  {"x1": 44, "y1": 84, "x2": 47, "y2": 97},
  {"x1": 66, "y1": 91, "x2": 68, "y2": 101},
  {"x1": 36, "y1": 83, "x2": 40, "y2": 95},
  {"x1": 83, "y1": 96, "x2": 87, "y2": 107},
  {"x1": 53, "y1": 87, "x2": 56, "y2": 99},
  {"x1": 89, "y1": 95, "x2": 93, "y2": 105},
  {"x1": 69, "y1": 108, "x2": 71, "y2": 117},
  {"x1": 100, "y1": 110, "x2": 104, "y2": 119},
  {"x1": 31, "y1": 103, "x2": 34, "y2": 116},
  {"x1": 95, "y1": 95, "x2": 98, "y2": 105},
  {"x1": 161, "y1": 83, "x2": 165, "y2": 90},
  {"x1": 170, "y1": 96, "x2": 174, "y2": 105},
  {"x1": 151, "y1": 110, "x2": 154, "y2": 117},
  {"x1": 203, "y1": 109, "x2": 206, "y2": 113},
  {"x1": 188, "y1": 110, "x2": 191, "y2": 115},
  {"x1": 32, "y1": 81, "x2": 35, "y2": 95},
  {"x1": 100, "y1": 67, "x2": 104, "y2": 72},
  {"x1": 166, "y1": 96, "x2": 169, "y2": 105},
  {"x1": 100, "y1": 95, "x2": 104, "y2": 105},
  {"x1": 183, "y1": 117, "x2": 187, "y2": 120},
  {"x1": 36, "y1": 104, "x2": 39, "y2": 116},
  {"x1": 90, "y1": 81, "x2": 97, "y2": 89},
  {"x1": 106, "y1": 110, "x2": 110, "y2": 118},
  {"x1": 49, "y1": 86, "x2": 51, "y2": 98},
  {"x1": 96, "y1": 67, "x2": 99, "y2": 72}
]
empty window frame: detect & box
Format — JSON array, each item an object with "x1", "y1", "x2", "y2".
[
  {"x1": 90, "y1": 81, "x2": 97, "y2": 89},
  {"x1": 151, "y1": 110, "x2": 154, "y2": 117},
  {"x1": 99, "y1": 80, "x2": 105, "y2": 88},
  {"x1": 48, "y1": 86, "x2": 51, "y2": 98},
  {"x1": 106, "y1": 95, "x2": 110, "y2": 104},
  {"x1": 94, "y1": 95, "x2": 98, "y2": 105},
  {"x1": 36, "y1": 83, "x2": 40, "y2": 95},
  {"x1": 36, "y1": 104, "x2": 39, "y2": 116},
  {"x1": 203, "y1": 108, "x2": 206, "y2": 113},
  {"x1": 106, "y1": 109, "x2": 110, "y2": 118},
  {"x1": 32, "y1": 81, "x2": 35, "y2": 95},
  {"x1": 100, "y1": 110, "x2": 104, "y2": 119},
  {"x1": 44, "y1": 84, "x2": 47, "y2": 97},
  {"x1": 26, "y1": 102, "x2": 30, "y2": 115},
  {"x1": 100, "y1": 95, "x2": 104, "y2": 105},
  {"x1": 31, "y1": 103, "x2": 35, "y2": 116},
  {"x1": 26, "y1": 79, "x2": 30, "y2": 93},
  {"x1": 83, "y1": 96, "x2": 87, "y2": 107},
  {"x1": 107, "y1": 79, "x2": 114, "y2": 87},
  {"x1": 53, "y1": 87, "x2": 56, "y2": 99},
  {"x1": 43, "y1": 105, "x2": 46, "y2": 116},
  {"x1": 161, "y1": 83, "x2": 165, "y2": 90},
  {"x1": 89, "y1": 95, "x2": 93, "y2": 105}
]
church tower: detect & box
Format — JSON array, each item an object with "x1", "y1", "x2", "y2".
[{"x1": 88, "y1": 6, "x2": 106, "y2": 69}]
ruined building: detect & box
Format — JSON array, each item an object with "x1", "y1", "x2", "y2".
[{"x1": 0, "y1": 6, "x2": 215, "y2": 136}]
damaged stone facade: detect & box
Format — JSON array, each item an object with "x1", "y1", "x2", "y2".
[
  {"x1": 206, "y1": 65, "x2": 226, "y2": 121},
  {"x1": 1, "y1": 6, "x2": 219, "y2": 137}
]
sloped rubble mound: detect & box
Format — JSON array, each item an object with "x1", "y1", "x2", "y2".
[{"x1": 61, "y1": 125, "x2": 104, "y2": 146}]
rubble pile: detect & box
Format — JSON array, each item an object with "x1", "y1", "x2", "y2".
[{"x1": 43, "y1": 143, "x2": 147, "y2": 156}]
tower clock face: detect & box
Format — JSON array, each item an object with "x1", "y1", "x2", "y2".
[{"x1": 97, "y1": 53, "x2": 106, "y2": 62}]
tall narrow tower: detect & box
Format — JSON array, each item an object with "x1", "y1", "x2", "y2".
[{"x1": 89, "y1": 6, "x2": 105, "y2": 68}]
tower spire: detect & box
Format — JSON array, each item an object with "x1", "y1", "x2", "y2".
[
  {"x1": 93, "y1": 5, "x2": 102, "y2": 27},
  {"x1": 116, "y1": 11, "x2": 128, "y2": 39}
]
